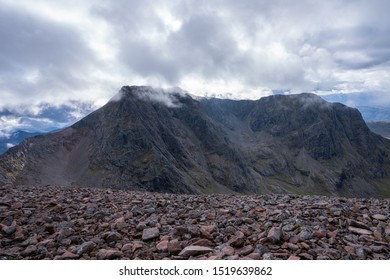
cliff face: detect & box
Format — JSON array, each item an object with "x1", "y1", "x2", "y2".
[{"x1": 1, "y1": 86, "x2": 390, "y2": 197}]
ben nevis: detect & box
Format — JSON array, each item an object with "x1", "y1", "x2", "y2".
[{"x1": 1, "y1": 85, "x2": 390, "y2": 198}]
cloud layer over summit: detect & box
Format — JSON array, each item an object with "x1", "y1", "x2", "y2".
[{"x1": 1, "y1": 0, "x2": 390, "y2": 111}]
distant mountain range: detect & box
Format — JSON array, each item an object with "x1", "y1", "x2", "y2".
[
  {"x1": 0, "y1": 130, "x2": 42, "y2": 155},
  {"x1": 321, "y1": 92, "x2": 390, "y2": 121},
  {"x1": 1, "y1": 86, "x2": 390, "y2": 197},
  {"x1": 366, "y1": 121, "x2": 390, "y2": 139},
  {"x1": 0, "y1": 101, "x2": 94, "y2": 155}
]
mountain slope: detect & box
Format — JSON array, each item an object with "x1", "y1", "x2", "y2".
[
  {"x1": 366, "y1": 121, "x2": 390, "y2": 139},
  {"x1": 1, "y1": 86, "x2": 390, "y2": 197}
]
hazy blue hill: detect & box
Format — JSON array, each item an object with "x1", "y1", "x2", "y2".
[{"x1": 0, "y1": 130, "x2": 42, "y2": 155}]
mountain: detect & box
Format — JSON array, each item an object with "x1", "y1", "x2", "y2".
[
  {"x1": 358, "y1": 107, "x2": 390, "y2": 122},
  {"x1": 1, "y1": 86, "x2": 390, "y2": 197},
  {"x1": 0, "y1": 101, "x2": 94, "y2": 155},
  {"x1": 321, "y1": 93, "x2": 390, "y2": 122},
  {"x1": 366, "y1": 121, "x2": 390, "y2": 139},
  {"x1": 0, "y1": 130, "x2": 42, "y2": 155}
]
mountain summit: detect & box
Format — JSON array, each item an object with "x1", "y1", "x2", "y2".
[{"x1": 1, "y1": 86, "x2": 390, "y2": 197}]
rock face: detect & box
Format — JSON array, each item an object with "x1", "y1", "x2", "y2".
[
  {"x1": 1, "y1": 86, "x2": 390, "y2": 197},
  {"x1": 0, "y1": 185, "x2": 389, "y2": 260}
]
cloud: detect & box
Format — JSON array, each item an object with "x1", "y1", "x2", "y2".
[
  {"x1": 0, "y1": 102, "x2": 94, "y2": 137},
  {"x1": 0, "y1": 0, "x2": 390, "y2": 116},
  {"x1": 114, "y1": 86, "x2": 186, "y2": 108}
]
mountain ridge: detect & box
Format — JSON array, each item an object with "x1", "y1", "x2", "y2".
[{"x1": 1, "y1": 86, "x2": 390, "y2": 197}]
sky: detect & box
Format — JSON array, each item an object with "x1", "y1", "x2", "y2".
[{"x1": 1, "y1": 0, "x2": 390, "y2": 115}]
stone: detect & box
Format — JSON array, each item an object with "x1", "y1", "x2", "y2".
[
  {"x1": 317, "y1": 255, "x2": 330, "y2": 260},
  {"x1": 373, "y1": 229, "x2": 383, "y2": 241},
  {"x1": 136, "y1": 222, "x2": 147, "y2": 231},
  {"x1": 179, "y1": 246, "x2": 213, "y2": 258},
  {"x1": 14, "y1": 226, "x2": 25, "y2": 241},
  {"x1": 142, "y1": 227, "x2": 160, "y2": 241},
  {"x1": 300, "y1": 242, "x2": 310, "y2": 250},
  {"x1": 327, "y1": 229, "x2": 338, "y2": 238},
  {"x1": 0, "y1": 223, "x2": 16, "y2": 236},
  {"x1": 54, "y1": 250, "x2": 79, "y2": 260},
  {"x1": 38, "y1": 239, "x2": 55, "y2": 248},
  {"x1": 299, "y1": 253, "x2": 314, "y2": 260},
  {"x1": 220, "y1": 245, "x2": 235, "y2": 257},
  {"x1": 262, "y1": 253, "x2": 274, "y2": 260},
  {"x1": 236, "y1": 245, "x2": 254, "y2": 256},
  {"x1": 228, "y1": 231, "x2": 245, "y2": 247},
  {"x1": 348, "y1": 226, "x2": 372, "y2": 235},
  {"x1": 57, "y1": 227, "x2": 75, "y2": 241},
  {"x1": 247, "y1": 252, "x2": 261, "y2": 260},
  {"x1": 372, "y1": 214, "x2": 387, "y2": 221},
  {"x1": 287, "y1": 243, "x2": 299, "y2": 250},
  {"x1": 97, "y1": 249, "x2": 123, "y2": 260},
  {"x1": 299, "y1": 229, "x2": 313, "y2": 241},
  {"x1": 200, "y1": 224, "x2": 216, "y2": 239},
  {"x1": 156, "y1": 240, "x2": 169, "y2": 252},
  {"x1": 344, "y1": 246, "x2": 355, "y2": 255},
  {"x1": 132, "y1": 242, "x2": 143, "y2": 252},
  {"x1": 114, "y1": 217, "x2": 127, "y2": 230},
  {"x1": 21, "y1": 245, "x2": 37, "y2": 257},
  {"x1": 168, "y1": 240, "x2": 182, "y2": 255},
  {"x1": 77, "y1": 241, "x2": 96, "y2": 256},
  {"x1": 349, "y1": 220, "x2": 371, "y2": 230},
  {"x1": 356, "y1": 247, "x2": 366, "y2": 259},
  {"x1": 121, "y1": 243, "x2": 133, "y2": 252},
  {"x1": 314, "y1": 229, "x2": 327, "y2": 239},
  {"x1": 192, "y1": 239, "x2": 213, "y2": 247},
  {"x1": 267, "y1": 227, "x2": 282, "y2": 244},
  {"x1": 105, "y1": 231, "x2": 122, "y2": 244}
]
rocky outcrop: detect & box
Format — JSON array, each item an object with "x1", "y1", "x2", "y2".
[
  {"x1": 0, "y1": 185, "x2": 389, "y2": 260},
  {"x1": 1, "y1": 86, "x2": 390, "y2": 197}
]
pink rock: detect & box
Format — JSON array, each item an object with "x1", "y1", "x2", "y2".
[
  {"x1": 372, "y1": 214, "x2": 387, "y2": 221},
  {"x1": 236, "y1": 245, "x2": 254, "y2": 256},
  {"x1": 288, "y1": 255, "x2": 300, "y2": 260},
  {"x1": 142, "y1": 227, "x2": 160, "y2": 241},
  {"x1": 221, "y1": 245, "x2": 235, "y2": 256},
  {"x1": 54, "y1": 250, "x2": 79, "y2": 260},
  {"x1": 247, "y1": 252, "x2": 261, "y2": 260},
  {"x1": 192, "y1": 239, "x2": 213, "y2": 247},
  {"x1": 168, "y1": 240, "x2": 182, "y2": 255},
  {"x1": 267, "y1": 227, "x2": 282, "y2": 244},
  {"x1": 179, "y1": 246, "x2": 213, "y2": 258},
  {"x1": 132, "y1": 242, "x2": 143, "y2": 252},
  {"x1": 327, "y1": 229, "x2": 338, "y2": 239},
  {"x1": 348, "y1": 226, "x2": 372, "y2": 235},
  {"x1": 114, "y1": 217, "x2": 127, "y2": 230},
  {"x1": 344, "y1": 246, "x2": 356, "y2": 255},
  {"x1": 96, "y1": 249, "x2": 123, "y2": 260},
  {"x1": 156, "y1": 240, "x2": 169, "y2": 252},
  {"x1": 299, "y1": 253, "x2": 313, "y2": 260},
  {"x1": 228, "y1": 231, "x2": 245, "y2": 247},
  {"x1": 314, "y1": 229, "x2": 327, "y2": 239}
]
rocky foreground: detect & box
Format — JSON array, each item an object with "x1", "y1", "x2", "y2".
[{"x1": 0, "y1": 185, "x2": 389, "y2": 260}]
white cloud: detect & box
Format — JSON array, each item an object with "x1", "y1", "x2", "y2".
[{"x1": 0, "y1": 0, "x2": 389, "y2": 115}]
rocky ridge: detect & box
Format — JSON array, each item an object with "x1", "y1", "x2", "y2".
[{"x1": 1, "y1": 185, "x2": 389, "y2": 260}]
